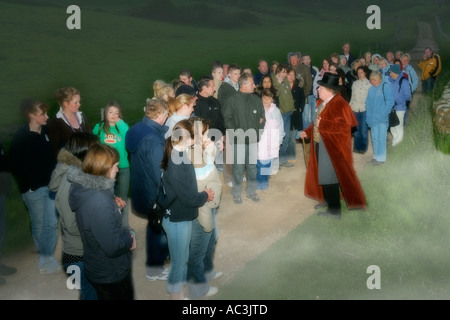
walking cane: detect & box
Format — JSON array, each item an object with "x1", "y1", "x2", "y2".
[{"x1": 302, "y1": 137, "x2": 308, "y2": 168}]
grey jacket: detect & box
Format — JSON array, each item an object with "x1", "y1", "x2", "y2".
[
  {"x1": 49, "y1": 148, "x2": 83, "y2": 256},
  {"x1": 68, "y1": 166, "x2": 133, "y2": 284}
]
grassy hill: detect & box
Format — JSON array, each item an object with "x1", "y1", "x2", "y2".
[{"x1": 1, "y1": 0, "x2": 413, "y2": 134}]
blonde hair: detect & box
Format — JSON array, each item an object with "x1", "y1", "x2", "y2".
[
  {"x1": 168, "y1": 94, "x2": 194, "y2": 117},
  {"x1": 369, "y1": 70, "x2": 382, "y2": 81},
  {"x1": 400, "y1": 53, "x2": 411, "y2": 62},
  {"x1": 145, "y1": 98, "x2": 169, "y2": 120},
  {"x1": 153, "y1": 80, "x2": 166, "y2": 95},
  {"x1": 154, "y1": 84, "x2": 175, "y2": 101}
]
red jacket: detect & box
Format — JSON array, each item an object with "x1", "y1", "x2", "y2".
[{"x1": 304, "y1": 94, "x2": 366, "y2": 210}]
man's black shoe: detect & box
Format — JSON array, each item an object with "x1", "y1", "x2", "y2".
[
  {"x1": 317, "y1": 211, "x2": 341, "y2": 219},
  {"x1": 314, "y1": 202, "x2": 327, "y2": 209}
]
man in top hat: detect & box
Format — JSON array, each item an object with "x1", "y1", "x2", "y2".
[{"x1": 299, "y1": 72, "x2": 366, "y2": 219}]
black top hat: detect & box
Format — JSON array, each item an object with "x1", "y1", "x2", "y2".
[
  {"x1": 175, "y1": 84, "x2": 197, "y2": 97},
  {"x1": 317, "y1": 72, "x2": 341, "y2": 90}
]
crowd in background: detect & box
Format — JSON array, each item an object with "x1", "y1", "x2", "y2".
[{"x1": 0, "y1": 41, "x2": 442, "y2": 298}]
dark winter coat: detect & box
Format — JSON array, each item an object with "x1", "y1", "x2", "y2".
[
  {"x1": 68, "y1": 166, "x2": 133, "y2": 284},
  {"x1": 125, "y1": 117, "x2": 168, "y2": 218}
]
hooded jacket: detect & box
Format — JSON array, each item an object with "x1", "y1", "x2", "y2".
[
  {"x1": 68, "y1": 166, "x2": 133, "y2": 284},
  {"x1": 389, "y1": 73, "x2": 411, "y2": 111},
  {"x1": 49, "y1": 148, "x2": 84, "y2": 256}
]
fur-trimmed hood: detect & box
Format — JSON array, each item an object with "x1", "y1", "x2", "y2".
[
  {"x1": 49, "y1": 148, "x2": 83, "y2": 192},
  {"x1": 67, "y1": 166, "x2": 116, "y2": 215},
  {"x1": 67, "y1": 166, "x2": 115, "y2": 191},
  {"x1": 57, "y1": 148, "x2": 83, "y2": 167}
]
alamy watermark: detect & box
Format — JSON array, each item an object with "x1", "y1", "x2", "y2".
[
  {"x1": 66, "y1": 5, "x2": 81, "y2": 30},
  {"x1": 366, "y1": 5, "x2": 381, "y2": 30},
  {"x1": 67, "y1": 5, "x2": 381, "y2": 30},
  {"x1": 366, "y1": 265, "x2": 381, "y2": 290},
  {"x1": 66, "y1": 265, "x2": 81, "y2": 290}
]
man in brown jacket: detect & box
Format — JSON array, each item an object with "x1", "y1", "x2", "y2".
[{"x1": 288, "y1": 52, "x2": 313, "y2": 100}]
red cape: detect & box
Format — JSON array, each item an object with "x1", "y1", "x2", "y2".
[{"x1": 304, "y1": 94, "x2": 366, "y2": 210}]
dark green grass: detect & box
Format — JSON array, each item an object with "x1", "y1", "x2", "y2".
[{"x1": 212, "y1": 92, "x2": 450, "y2": 300}]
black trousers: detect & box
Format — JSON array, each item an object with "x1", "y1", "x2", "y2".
[
  {"x1": 91, "y1": 272, "x2": 134, "y2": 300},
  {"x1": 315, "y1": 142, "x2": 341, "y2": 215},
  {"x1": 322, "y1": 183, "x2": 341, "y2": 215}
]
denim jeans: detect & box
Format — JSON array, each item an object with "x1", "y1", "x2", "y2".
[
  {"x1": 187, "y1": 210, "x2": 217, "y2": 298},
  {"x1": 422, "y1": 78, "x2": 434, "y2": 94},
  {"x1": 353, "y1": 111, "x2": 369, "y2": 153},
  {"x1": 115, "y1": 167, "x2": 130, "y2": 229},
  {"x1": 22, "y1": 186, "x2": 58, "y2": 258},
  {"x1": 303, "y1": 95, "x2": 316, "y2": 130},
  {"x1": 286, "y1": 130, "x2": 297, "y2": 161},
  {"x1": 162, "y1": 217, "x2": 192, "y2": 294},
  {"x1": 64, "y1": 261, "x2": 98, "y2": 300},
  {"x1": 370, "y1": 122, "x2": 388, "y2": 162},
  {"x1": 280, "y1": 111, "x2": 292, "y2": 163},
  {"x1": 256, "y1": 159, "x2": 272, "y2": 190},
  {"x1": 145, "y1": 223, "x2": 169, "y2": 276},
  {"x1": 204, "y1": 210, "x2": 218, "y2": 273}
]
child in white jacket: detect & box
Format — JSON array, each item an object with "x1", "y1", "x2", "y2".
[{"x1": 257, "y1": 89, "x2": 285, "y2": 190}]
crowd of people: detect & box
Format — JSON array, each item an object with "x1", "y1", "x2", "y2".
[{"x1": 0, "y1": 42, "x2": 442, "y2": 298}]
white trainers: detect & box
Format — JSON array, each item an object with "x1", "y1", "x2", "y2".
[
  {"x1": 211, "y1": 271, "x2": 223, "y2": 280},
  {"x1": 146, "y1": 272, "x2": 168, "y2": 281},
  {"x1": 205, "y1": 286, "x2": 218, "y2": 297}
]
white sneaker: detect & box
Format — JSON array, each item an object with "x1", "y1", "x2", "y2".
[
  {"x1": 226, "y1": 181, "x2": 233, "y2": 187},
  {"x1": 211, "y1": 271, "x2": 223, "y2": 280},
  {"x1": 146, "y1": 272, "x2": 168, "y2": 281},
  {"x1": 205, "y1": 286, "x2": 218, "y2": 297}
]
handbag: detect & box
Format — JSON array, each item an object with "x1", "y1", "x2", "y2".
[
  {"x1": 149, "y1": 174, "x2": 165, "y2": 233},
  {"x1": 389, "y1": 108, "x2": 400, "y2": 127},
  {"x1": 381, "y1": 82, "x2": 400, "y2": 127}
]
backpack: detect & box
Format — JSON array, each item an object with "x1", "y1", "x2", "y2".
[
  {"x1": 399, "y1": 76, "x2": 412, "y2": 104},
  {"x1": 430, "y1": 53, "x2": 442, "y2": 78}
]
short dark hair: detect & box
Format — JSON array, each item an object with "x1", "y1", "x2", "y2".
[
  {"x1": 261, "y1": 88, "x2": 275, "y2": 99},
  {"x1": 227, "y1": 63, "x2": 241, "y2": 73},
  {"x1": 276, "y1": 63, "x2": 289, "y2": 74},
  {"x1": 211, "y1": 60, "x2": 223, "y2": 70},
  {"x1": 20, "y1": 98, "x2": 49, "y2": 120},
  {"x1": 197, "y1": 75, "x2": 214, "y2": 92},
  {"x1": 180, "y1": 68, "x2": 192, "y2": 78}
]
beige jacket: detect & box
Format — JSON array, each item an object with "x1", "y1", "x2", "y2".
[{"x1": 191, "y1": 142, "x2": 222, "y2": 232}]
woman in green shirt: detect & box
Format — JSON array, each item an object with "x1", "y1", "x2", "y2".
[{"x1": 93, "y1": 101, "x2": 131, "y2": 230}]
